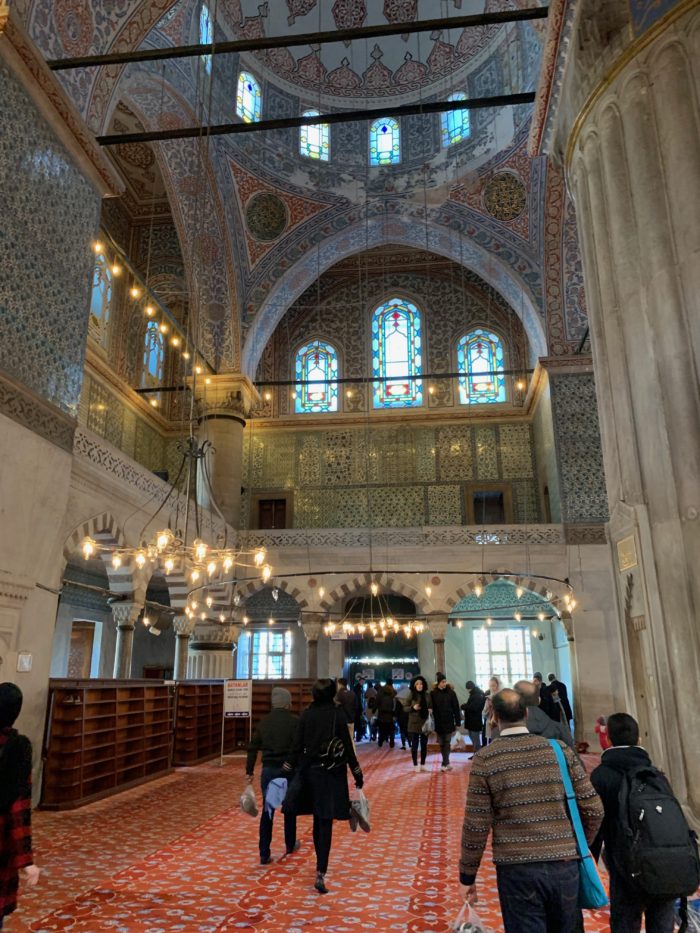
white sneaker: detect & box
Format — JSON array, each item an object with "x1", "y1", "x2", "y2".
[
  {"x1": 413, "y1": 765, "x2": 420, "y2": 774},
  {"x1": 419, "y1": 764, "x2": 427, "y2": 772},
  {"x1": 441, "y1": 764, "x2": 453, "y2": 772}
]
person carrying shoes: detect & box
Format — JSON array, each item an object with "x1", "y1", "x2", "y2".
[{"x1": 246, "y1": 686, "x2": 300, "y2": 865}]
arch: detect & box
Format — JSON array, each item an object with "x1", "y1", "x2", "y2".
[
  {"x1": 241, "y1": 217, "x2": 547, "y2": 377},
  {"x1": 320, "y1": 572, "x2": 432, "y2": 615},
  {"x1": 443, "y1": 573, "x2": 557, "y2": 612},
  {"x1": 62, "y1": 512, "x2": 127, "y2": 564},
  {"x1": 237, "y1": 578, "x2": 309, "y2": 611}
]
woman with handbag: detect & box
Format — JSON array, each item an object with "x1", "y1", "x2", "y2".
[
  {"x1": 407, "y1": 675, "x2": 430, "y2": 773},
  {"x1": 483, "y1": 675, "x2": 501, "y2": 745},
  {"x1": 282, "y1": 679, "x2": 363, "y2": 895}
]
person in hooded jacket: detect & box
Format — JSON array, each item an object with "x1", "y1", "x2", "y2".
[
  {"x1": 282, "y1": 679, "x2": 363, "y2": 895},
  {"x1": 0, "y1": 684, "x2": 40, "y2": 930},
  {"x1": 407, "y1": 675, "x2": 430, "y2": 773},
  {"x1": 430, "y1": 673, "x2": 462, "y2": 771},
  {"x1": 461, "y1": 681, "x2": 486, "y2": 755},
  {"x1": 376, "y1": 680, "x2": 397, "y2": 748}
]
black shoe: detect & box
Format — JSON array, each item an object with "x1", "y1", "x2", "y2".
[
  {"x1": 314, "y1": 872, "x2": 328, "y2": 894},
  {"x1": 286, "y1": 841, "x2": 301, "y2": 855},
  {"x1": 260, "y1": 856, "x2": 273, "y2": 865}
]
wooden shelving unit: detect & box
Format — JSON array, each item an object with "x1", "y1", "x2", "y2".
[
  {"x1": 41, "y1": 679, "x2": 174, "y2": 810},
  {"x1": 173, "y1": 679, "x2": 314, "y2": 766}
]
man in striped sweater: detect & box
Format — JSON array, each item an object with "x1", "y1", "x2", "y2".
[{"x1": 459, "y1": 689, "x2": 603, "y2": 933}]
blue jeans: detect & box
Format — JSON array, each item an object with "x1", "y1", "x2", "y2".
[
  {"x1": 496, "y1": 859, "x2": 579, "y2": 933},
  {"x1": 260, "y1": 766, "x2": 297, "y2": 860}
]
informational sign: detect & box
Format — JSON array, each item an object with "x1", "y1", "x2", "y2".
[
  {"x1": 362, "y1": 669, "x2": 375, "y2": 681},
  {"x1": 617, "y1": 535, "x2": 638, "y2": 572},
  {"x1": 330, "y1": 631, "x2": 348, "y2": 641},
  {"x1": 223, "y1": 679, "x2": 252, "y2": 719},
  {"x1": 391, "y1": 668, "x2": 405, "y2": 682}
]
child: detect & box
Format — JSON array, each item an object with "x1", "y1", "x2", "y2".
[
  {"x1": 595, "y1": 715, "x2": 612, "y2": 751},
  {"x1": 0, "y1": 683, "x2": 40, "y2": 929}
]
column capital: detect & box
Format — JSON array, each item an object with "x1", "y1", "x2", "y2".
[
  {"x1": 110, "y1": 600, "x2": 143, "y2": 629},
  {"x1": 427, "y1": 614, "x2": 450, "y2": 641},
  {"x1": 172, "y1": 614, "x2": 196, "y2": 638},
  {"x1": 190, "y1": 622, "x2": 240, "y2": 648},
  {"x1": 192, "y1": 374, "x2": 260, "y2": 423},
  {"x1": 301, "y1": 613, "x2": 325, "y2": 642}
]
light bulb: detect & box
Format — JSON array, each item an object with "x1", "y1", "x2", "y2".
[
  {"x1": 145, "y1": 305, "x2": 155, "y2": 317},
  {"x1": 456, "y1": 620, "x2": 464, "y2": 629},
  {"x1": 182, "y1": 350, "x2": 191, "y2": 360},
  {"x1": 264, "y1": 391, "x2": 272, "y2": 401},
  {"x1": 345, "y1": 389, "x2": 353, "y2": 398},
  {"x1": 474, "y1": 584, "x2": 483, "y2": 598},
  {"x1": 191, "y1": 601, "x2": 198, "y2": 610},
  {"x1": 130, "y1": 286, "x2": 141, "y2": 299},
  {"x1": 486, "y1": 617, "x2": 493, "y2": 626},
  {"x1": 428, "y1": 385, "x2": 435, "y2": 395},
  {"x1": 219, "y1": 613, "x2": 225, "y2": 623},
  {"x1": 200, "y1": 611, "x2": 206, "y2": 620},
  {"x1": 425, "y1": 585, "x2": 432, "y2": 597},
  {"x1": 272, "y1": 588, "x2": 279, "y2": 601},
  {"x1": 195, "y1": 365, "x2": 203, "y2": 375},
  {"x1": 93, "y1": 240, "x2": 104, "y2": 254},
  {"x1": 81, "y1": 537, "x2": 96, "y2": 560},
  {"x1": 205, "y1": 377, "x2": 211, "y2": 385},
  {"x1": 243, "y1": 615, "x2": 249, "y2": 625},
  {"x1": 111, "y1": 263, "x2": 122, "y2": 276},
  {"x1": 254, "y1": 548, "x2": 266, "y2": 567},
  {"x1": 191, "y1": 568, "x2": 200, "y2": 583},
  {"x1": 532, "y1": 628, "x2": 539, "y2": 638},
  {"x1": 262, "y1": 564, "x2": 272, "y2": 583},
  {"x1": 111, "y1": 553, "x2": 122, "y2": 570},
  {"x1": 159, "y1": 322, "x2": 168, "y2": 334},
  {"x1": 143, "y1": 614, "x2": 150, "y2": 627},
  {"x1": 514, "y1": 611, "x2": 522, "y2": 622},
  {"x1": 164, "y1": 558, "x2": 174, "y2": 574},
  {"x1": 370, "y1": 582, "x2": 379, "y2": 597},
  {"x1": 318, "y1": 586, "x2": 325, "y2": 599},
  {"x1": 569, "y1": 599, "x2": 577, "y2": 610},
  {"x1": 171, "y1": 336, "x2": 180, "y2": 347},
  {"x1": 516, "y1": 586, "x2": 524, "y2": 599},
  {"x1": 516, "y1": 379, "x2": 526, "y2": 391},
  {"x1": 291, "y1": 391, "x2": 297, "y2": 399},
  {"x1": 194, "y1": 539, "x2": 207, "y2": 562},
  {"x1": 185, "y1": 607, "x2": 193, "y2": 618},
  {"x1": 222, "y1": 554, "x2": 234, "y2": 572},
  {"x1": 358, "y1": 624, "x2": 366, "y2": 634},
  {"x1": 150, "y1": 398, "x2": 158, "y2": 407},
  {"x1": 268, "y1": 617, "x2": 274, "y2": 625},
  {"x1": 135, "y1": 550, "x2": 147, "y2": 569},
  {"x1": 207, "y1": 560, "x2": 217, "y2": 576},
  {"x1": 538, "y1": 611, "x2": 546, "y2": 622},
  {"x1": 206, "y1": 596, "x2": 213, "y2": 608},
  {"x1": 156, "y1": 530, "x2": 171, "y2": 550}
]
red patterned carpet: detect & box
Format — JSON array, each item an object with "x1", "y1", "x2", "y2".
[{"x1": 10, "y1": 744, "x2": 612, "y2": 932}]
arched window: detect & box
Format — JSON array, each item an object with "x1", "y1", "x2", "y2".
[
  {"x1": 369, "y1": 117, "x2": 401, "y2": 165},
  {"x1": 300, "y1": 109, "x2": 330, "y2": 161},
  {"x1": 372, "y1": 297, "x2": 423, "y2": 408},
  {"x1": 142, "y1": 320, "x2": 165, "y2": 388},
  {"x1": 294, "y1": 340, "x2": 338, "y2": 413},
  {"x1": 441, "y1": 92, "x2": 470, "y2": 147},
  {"x1": 89, "y1": 253, "x2": 113, "y2": 348},
  {"x1": 236, "y1": 72, "x2": 262, "y2": 123},
  {"x1": 199, "y1": 2, "x2": 213, "y2": 74},
  {"x1": 457, "y1": 328, "x2": 506, "y2": 405}
]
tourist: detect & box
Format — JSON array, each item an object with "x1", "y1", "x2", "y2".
[
  {"x1": 513, "y1": 680, "x2": 574, "y2": 747},
  {"x1": 0, "y1": 683, "x2": 40, "y2": 930},
  {"x1": 376, "y1": 680, "x2": 397, "y2": 748},
  {"x1": 282, "y1": 679, "x2": 363, "y2": 895},
  {"x1": 461, "y1": 680, "x2": 486, "y2": 755},
  {"x1": 335, "y1": 677, "x2": 358, "y2": 743},
  {"x1": 430, "y1": 673, "x2": 461, "y2": 771},
  {"x1": 547, "y1": 672, "x2": 573, "y2": 727},
  {"x1": 533, "y1": 672, "x2": 556, "y2": 720},
  {"x1": 590, "y1": 713, "x2": 684, "y2": 933},
  {"x1": 364, "y1": 681, "x2": 378, "y2": 741},
  {"x1": 459, "y1": 688, "x2": 603, "y2": 933},
  {"x1": 595, "y1": 715, "x2": 611, "y2": 751},
  {"x1": 407, "y1": 675, "x2": 430, "y2": 773},
  {"x1": 245, "y1": 686, "x2": 300, "y2": 865},
  {"x1": 483, "y1": 675, "x2": 501, "y2": 744},
  {"x1": 352, "y1": 676, "x2": 366, "y2": 742},
  {"x1": 396, "y1": 682, "x2": 412, "y2": 749}
]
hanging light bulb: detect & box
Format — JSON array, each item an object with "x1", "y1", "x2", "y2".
[
  {"x1": 532, "y1": 628, "x2": 539, "y2": 638},
  {"x1": 474, "y1": 583, "x2": 483, "y2": 598},
  {"x1": 170, "y1": 335, "x2": 180, "y2": 347},
  {"x1": 569, "y1": 598, "x2": 577, "y2": 610},
  {"x1": 486, "y1": 617, "x2": 493, "y2": 626},
  {"x1": 272, "y1": 588, "x2": 279, "y2": 602},
  {"x1": 516, "y1": 379, "x2": 526, "y2": 392},
  {"x1": 206, "y1": 596, "x2": 213, "y2": 608},
  {"x1": 92, "y1": 240, "x2": 104, "y2": 254},
  {"x1": 200, "y1": 611, "x2": 206, "y2": 620},
  {"x1": 370, "y1": 582, "x2": 379, "y2": 597},
  {"x1": 191, "y1": 600, "x2": 198, "y2": 610},
  {"x1": 164, "y1": 557, "x2": 175, "y2": 575},
  {"x1": 145, "y1": 304, "x2": 155, "y2": 317},
  {"x1": 538, "y1": 611, "x2": 546, "y2": 622},
  {"x1": 111, "y1": 262, "x2": 122, "y2": 276},
  {"x1": 514, "y1": 611, "x2": 522, "y2": 622},
  {"x1": 268, "y1": 617, "x2": 275, "y2": 625},
  {"x1": 425, "y1": 585, "x2": 432, "y2": 597},
  {"x1": 233, "y1": 592, "x2": 241, "y2": 607},
  {"x1": 207, "y1": 560, "x2": 217, "y2": 576},
  {"x1": 156, "y1": 530, "x2": 172, "y2": 551},
  {"x1": 262, "y1": 564, "x2": 272, "y2": 583},
  {"x1": 254, "y1": 548, "x2": 266, "y2": 567},
  {"x1": 190, "y1": 568, "x2": 200, "y2": 584},
  {"x1": 185, "y1": 607, "x2": 193, "y2": 619},
  {"x1": 219, "y1": 613, "x2": 226, "y2": 623},
  {"x1": 195, "y1": 364, "x2": 203, "y2": 375},
  {"x1": 111, "y1": 552, "x2": 122, "y2": 570},
  {"x1": 129, "y1": 286, "x2": 141, "y2": 299},
  {"x1": 182, "y1": 350, "x2": 191, "y2": 360},
  {"x1": 142, "y1": 614, "x2": 150, "y2": 627},
  {"x1": 243, "y1": 615, "x2": 249, "y2": 625},
  {"x1": 135, "y1": 550, "x2": 147, "y2": 569},
  {"x1": 358, "y1": 623, "x2": 366, "y2": 634},
  {"x1": 222, "y1": 553, "x2": 234, "y2": 573},
  {"x1": 193, "y1": 539, "x2": 207, "y2": 562},
  {"x1": 81, "y1": 537, "x2": 96, "y2": 560},
  {"x1": 318, "y1": 586, "x2": 325, "y2": 600},
  {"x1": 516, "y1": 586, "x2": 524, "y2": 599},
  {"x1": 456, "y1": 620, "x2": 464, "y2": 629}
]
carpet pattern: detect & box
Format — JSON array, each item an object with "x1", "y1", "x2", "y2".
[{"x1": 10, "y1": 745, "x2": 613, "y2": 932}]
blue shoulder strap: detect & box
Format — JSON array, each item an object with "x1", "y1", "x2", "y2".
[{"x1": 549, "y1": 738, "x2": 588, "y2": 859}]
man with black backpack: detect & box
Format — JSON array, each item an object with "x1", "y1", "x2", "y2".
[{"x1": 591, "y1": 713, "x2": 700, "y2": 932}]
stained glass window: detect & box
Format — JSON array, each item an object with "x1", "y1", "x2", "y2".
[
  {"x1": 294, "y1": 340, "x2": 338, "y2": 413},
  {"x1": 199, "y1": 3, "x2": 213, "y2": 74},
  {"x1": 473, "y1": 627, "x2": 533, "y2": 690},
  {"x1": 236, "y1": 71, "x2": 262, "y2": 123},
  {"x1": 458, "y1": 328, "x2": 506, "y2": 405},
  {"x1": 89, "y1": 253, "x2": 112, "y2": 348},
  {"x1": 441, "y1": 92, "x2": 470, "y2": 146},
  {"x1": 300, "y1": 109, "x2": 329, "y2": 161},
  {"x1": 251, "y1": 630, "x2": 292, "y2": 679},
  {"x1": 372, "y1": 297, "x2": 423, "y2": 408},
  {"x1": 142, "y1": 320, "x2": 164, "y2": 389},
  {"x1": 369, "y1": 117, "x2": 401, "y2": 165}
]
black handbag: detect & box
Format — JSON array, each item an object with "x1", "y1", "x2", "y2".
[{"x1": 318, "y1": 711, "x2": 347, "y2": 771}]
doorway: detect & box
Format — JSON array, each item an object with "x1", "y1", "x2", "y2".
[{"x1": 67, "y1": 622, "x2": 95, "y2": 679}]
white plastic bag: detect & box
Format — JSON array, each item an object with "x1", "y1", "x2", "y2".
[
  {"x1": 422, "y1": 712, "x2": 435, "y2": 735},
  {"x1": 239, "y1": 783, "x2": 258, "y2": 817},
  {"x1": 451, "y1": 732, "x2": 467, "y2": 751},
  {"x1": 451, "y1": 902, "x2": 493, "y2": 933},
  {"x1": 350, "y1": 789, "x2": 371, "y2": 832}
]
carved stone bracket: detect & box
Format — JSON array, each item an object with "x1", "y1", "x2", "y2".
[
  {"x1": 172, "y1": 615, "x2": 196, "y2": 638},
  {"x1": 427, "y1": 615, "x2": 450, "y2": 641},
  {"x1": 193, "y1": 374, "x2": 261, "y2": 422},
  {"x1": 110, "y1": 601, "x2": 142, "y2": 630}
]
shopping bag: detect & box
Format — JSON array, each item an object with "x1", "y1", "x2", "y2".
[
  {"x1": 422, "y1": 712, "x2": 435, "y2": 735},
  {"x1": 239, "y1": 783, "x2": 258, "y2": 818},
  {"x1": 350, "y1": 789, "x2": 371, "y2": 832},
  {"x1": 264, "y1": 777, "x2": 288, "y2": 816},
  {"x1": 451, "y1": 902, "x2": 493, "y2": 933}
]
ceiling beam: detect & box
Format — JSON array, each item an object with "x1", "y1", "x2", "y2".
[
  {"x1": 96, "y1": 91, "x2": 535, "y2": 145},
  {"x1": 47, "y1": 6, "x2": 549, "y2": 71}
]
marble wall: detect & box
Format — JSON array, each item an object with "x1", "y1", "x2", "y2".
[{"x1": 0, "y1": 60, "x2": 99, "y2": 416}]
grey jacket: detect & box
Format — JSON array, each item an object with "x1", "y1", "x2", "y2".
[{"x1": 525, "y1": 704, "x2": 574, "y2": 747}]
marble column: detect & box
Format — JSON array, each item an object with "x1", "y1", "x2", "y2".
[
  {"x1": 554, "y1": 3, "x2": 700, "y2": 812},
  {"x1": 187, "y1": 623, "x2": 240, "y2": 679},
  {"x1": 194, "y1": 375, "x2": 260, "y2": 529},
  {"x1": 172, "y1": 615, "x2": 195, "y2": 681},
  {"x1": 111, "y1": 601, "x2": 143, "y2": 679},
  {"x1": 427, "y1": 615, "x2": 449, "y2": 676},
  {"x1": 301, "y1": 615, "x2": 324, "y2": 680}
]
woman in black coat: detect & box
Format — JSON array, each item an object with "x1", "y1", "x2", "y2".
[
  {"x1": 283, "y1": 679, "x2": 363, "y2": 894},
  {"x1": 406, "y1": 675, "x2": 430, "y2": 773}
]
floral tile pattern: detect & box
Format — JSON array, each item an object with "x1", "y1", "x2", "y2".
[{"x1": 14, "y1": 748, "x2": 613, "y2": 933}]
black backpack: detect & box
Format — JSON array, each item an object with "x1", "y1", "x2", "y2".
[{"x1": 613, "y1": 764, "x2": 700, "y2": 899}]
